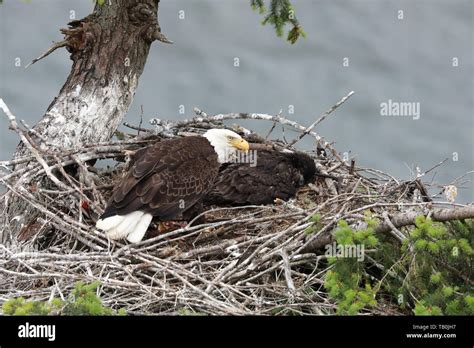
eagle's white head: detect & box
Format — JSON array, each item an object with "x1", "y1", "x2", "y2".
[{"x1": 203, "y1": 129, "x2": 250, "y2": 164}]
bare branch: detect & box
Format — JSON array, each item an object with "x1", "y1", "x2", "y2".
[
  {"x1": 289, "y1": 90, "x2": 354, "y2": 147},
  {"x1": 25, "y1": 40, "x2": 69, "y2": 69}
]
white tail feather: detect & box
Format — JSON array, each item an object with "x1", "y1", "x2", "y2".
[
  {"x1": 96, "y1": 215, "x2": 125, "y2": 231},
  {"x1": 106, "y1": 211, "x2": 144, "y2": 240},
  {"x1": 126, "y1": 214, "x2": 153, "y2": 243},
  {"x1": 96, "y1": 211, "x2": 152, "y2": 243}
]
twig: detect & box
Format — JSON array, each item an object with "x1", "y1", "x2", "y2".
[
  {"x1": 289, "y1": 90, "x2": 354, "y2": 146},
  {"x1": 25, "y1": 40, "x2": 69, "y2": 69},
  {"x1": 280, "y1": 248, "x2": 296, "y2": 302}
]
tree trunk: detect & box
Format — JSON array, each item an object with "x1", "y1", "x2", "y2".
[{"x1": 2, "y1": 0, "x2": 170, "y2": 243}]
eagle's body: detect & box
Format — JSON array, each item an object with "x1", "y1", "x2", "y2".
[
  {"x1": 101, "y1": 136, "x2": 219, "y2": 220},
  {"x1": 96, "y1": 129, "x2": 249, "y2": 243},
  {"x1": 204, "y1": 149, "x2": 317, "y2": 206}
]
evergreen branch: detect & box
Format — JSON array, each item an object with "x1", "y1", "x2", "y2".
[{"x1": 250, "y1": 0, "x2": 305, "y2": 44}]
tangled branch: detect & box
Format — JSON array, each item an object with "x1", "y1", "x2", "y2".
[{"x1": 0, "y1": 95, "x2": 472, "y2": 315}]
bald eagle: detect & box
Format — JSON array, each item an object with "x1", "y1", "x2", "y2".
[
  {"x1": 96, "y1": 129, "x2": 249, "y2": 243},
  {"x1": 203, "y1": 149, "x2": 318, "y2": 206}
]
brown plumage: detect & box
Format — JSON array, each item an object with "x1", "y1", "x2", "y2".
[
  {"x1": 204, "y1": 149, "x2": 318, "y2": 206},
  {"x1": 95, "y1": 129, "x2": 250, "y2": 243},
  {"x1": 102, "y1": 136, "x2": 219, "y2": 220}
]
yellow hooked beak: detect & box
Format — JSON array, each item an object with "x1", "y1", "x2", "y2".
[{"x1": 230, "y1": 138, "x2": 250, "y2": 153}]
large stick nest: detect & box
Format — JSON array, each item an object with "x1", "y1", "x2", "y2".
[{"x1": 0, "y1": 102, "x2": 471, "y2": 315}]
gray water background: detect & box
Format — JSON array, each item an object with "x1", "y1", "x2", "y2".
[{"x1": 0, "y1": 0, "x2": 473, "y2": 202}]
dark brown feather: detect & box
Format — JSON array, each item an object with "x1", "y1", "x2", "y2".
[
  {"x1": 101, "y1": 136, "x2": 219, "y2": 220},
  {"x1": 203, "y1": 149, "x2": 317, "y2": 206}
]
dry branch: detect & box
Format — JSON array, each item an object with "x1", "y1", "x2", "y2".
[
  {"x1": 288, "y1": 90, "x2": 354, "y2": 146},
  {"x1": 25, "y1": 40, "x2": 69, "y2": 69},
  {"x1": 375, "y1": 205, "x2": 474, "y2": 234}
]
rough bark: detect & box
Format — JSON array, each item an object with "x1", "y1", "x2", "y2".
[
  {"x1": 2, "y1": 0, "x2": 170, "y2": 242},
  {"x1": 18, "y1": 0, "x2": 168, "y2": 153}
]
